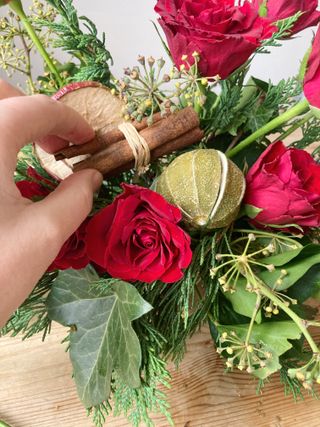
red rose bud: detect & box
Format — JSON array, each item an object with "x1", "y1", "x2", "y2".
[
  {"x1": 253, "y1": 0, "x2": 320, "y2": 35},
  {"x1": 244, "y1": 141, "x2": 320, "y2": 231},
  {"x1": 154, "y1": 0, "x2": 275, "y2": 79},
  {"x1": 304, "y1": 26, "x2": 320, "y2": 112},
  {"x1": 85, "y1": 184, "x2": 193, "y2": 283},
  {"x1": 16, "y1": 168, "x2": 90, "y2": 271}
]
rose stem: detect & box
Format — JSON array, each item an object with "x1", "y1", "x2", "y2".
[
  {"x1": 0, "y1": 421, "x2": 12, "y2": 427},
  {"x1": 275, "y1": 111, "x2": 313, "y2": 143},
  {"x1": 9, "y1": 0, "x2": 63, "y2": 87},
  {"x1": 226, "y1": 99, "x2": 309, "y2": 158},
  {"x1": 247, "y1": 268, "x2": 319, "y2": 354}
]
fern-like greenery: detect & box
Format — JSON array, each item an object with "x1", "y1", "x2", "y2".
[{"x1": 41, "y1": 0, "x2": 113, "y2": 85}]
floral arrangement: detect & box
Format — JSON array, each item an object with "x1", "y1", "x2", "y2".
[{"x1": 1, "y1": 1, "x2": 320, "y2": 426}]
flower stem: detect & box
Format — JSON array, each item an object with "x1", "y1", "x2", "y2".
[
  {"x1": 245, "y1": 292, "x2": 261, "y2": 346},
  {"x1": 226, "y1": 99, "x2": 309, "y2": 158},
  {"x1": 0, "y1": 421, "x2": 12, "y2": 427},
  {"x1": 234, "y1": 229, "x2": 302, "y2": 247},
  {"x1": 248, "y1": 272, "x2": 319, "y2": 354},
  {"x1": 275, "y1": 111, "x2": 313, "y2": 143},
  {"x1": 9, "y1": 0, "x2": 63, "y2": 87}
]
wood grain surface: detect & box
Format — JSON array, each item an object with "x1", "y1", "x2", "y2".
[{"x1": 1, "y1": 323, "x2": 320, "y2": 427}]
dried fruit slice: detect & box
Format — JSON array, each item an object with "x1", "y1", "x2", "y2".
[{"x1": 35, "y1": 81, "x2": 125, "y2": 180}]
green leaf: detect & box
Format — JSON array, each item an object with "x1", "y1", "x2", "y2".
[
  {"x1": 243, "y1": 204, "x2": 263, "y2": 219},
  {"x1": 218, "y1": 321, "x2": 302, "y2": 379},
  {"x1": 288, "y1": 265, "x2": 320, "y2": 303},
  {"x1": 310, "y1": 106, "x2": 320, "y2": 120},
  {"x1": 46, "y1": 267, "x2": 152, "y2": 408},
  {"x1": 258, "y1": 0, "x2": 268, "y2": 17},
  {"x1": 259, "y1": 244, "x2": 320, "y2": 291},
  {"x1": 224, "y1": 278, "x2": 262, "y2": 323},
  {"x1": 260, "y1": 246, "x2": 304, "y2": 266}
]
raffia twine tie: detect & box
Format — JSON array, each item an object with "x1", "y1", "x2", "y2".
[{"x1": 118, "y1": 122, "x2": 151, "y2": 176}]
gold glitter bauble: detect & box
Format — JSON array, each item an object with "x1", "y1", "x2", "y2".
[{"x1": 155, "y1": 149, "x2": 246, "y2": 229}]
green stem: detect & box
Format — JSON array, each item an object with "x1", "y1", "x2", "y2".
[
  {"x1": 0, "y1": 421, "x2": 12, "y2": 427},
  {"x1": 234, "y1": 229, "x2": 302, "y2": 247},
  {"x1": 306, "y1": 320, "x2": 320, "y2": 328},
  {"x1": 245, "y1": 292, "x2": 261, "y2": 346},
  {"x1": 17, "y1": 21, "x2": 36, "y2": 93},
  {"x1": 249, "y1": 274, "x2": 319, "y2": 354},
  {"x1": 227, "y1": 99, "x2": 309, "y2": 158},
  {"x1": 275, "y1": 111, "x2": 313, "y2": 143},
  {"x1": 9, "y1": 0, "x2": 63, "y2": 87}
]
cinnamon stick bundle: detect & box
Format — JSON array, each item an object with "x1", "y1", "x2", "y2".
[
  {"x1": 73, "y1": 107, "x2": 202, "y2": 175},
  {"x1": 55, "y1": 112, "x2": 164, "y2": 160},
  {"x1": 52, "y1": 107, "x2": 203, "y2": 176},
  {"x1": 105, "y1": 127, "x2": 204, "y2": 177}
]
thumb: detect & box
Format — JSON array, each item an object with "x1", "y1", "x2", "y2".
[{"x1": 35, "y1": 169, "x2": 103, "y2": 244}]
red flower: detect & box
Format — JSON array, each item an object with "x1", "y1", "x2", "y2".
[
  {"x1": 154, "y1": 0, "x2": 274, "y2": 79},
  {"x1": 253, "y1": 0, "x2": 320, "y2": 35},
  {"x1": 85, "y1": 184, "x2": 192, "y2": 283},
  {"x1": 244, "y1": 141, "x2": 320, "y2": 230},
  {"x1": 16, "y1": 166, "x2": 54, "y2": 200},
  {"x1": 304, "y1": 26, "x2": 320, "y2": 110},
  {"x1": 17, "y1": 167, "x2": 90, "y2": 271},
  {"x1": 48, "y1": 220, "x2": 89, "y2": 271}
]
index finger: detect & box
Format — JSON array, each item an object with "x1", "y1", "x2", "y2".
[{"x1": 0, "y1": 94, "x2": 94, "y2": 173}]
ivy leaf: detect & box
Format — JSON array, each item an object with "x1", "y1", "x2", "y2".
[
  {"x1": 218, "y1": 321, "x2": 302, "y2": 379},
  {"x1": 46, "y1": 267, "x2": 152, "y2": 408},
  {"x1": 224, "y1": 278, "x2": 262, "y2": 323},
  {"x1": 259, "y1": 244, "x2": 320, "y2": 291},
  {"x1": 288, "y1": 265, "x2": 320, "y2": 303},
  {"x1": 260, "y1": 246, "x2": 303, "y2": 266}
]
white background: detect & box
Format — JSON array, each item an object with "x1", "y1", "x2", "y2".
[{"x1": 0, "y1": 0, "x2": 318, "y2": 85}]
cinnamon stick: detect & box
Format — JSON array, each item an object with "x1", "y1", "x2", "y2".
[
  {"x1": 105, "y1": 127, "x2": 204, "y2": 177},
  {"x1": 73, "y1": 107, "x2": 200, "y2": 175},
  {"x1": 54, "y1": 112, "x2": 164, "y2": 160}
]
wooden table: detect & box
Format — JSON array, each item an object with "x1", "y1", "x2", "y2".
[{"x1": 0, "y1": 323, "x2": 319, "y2": 427}]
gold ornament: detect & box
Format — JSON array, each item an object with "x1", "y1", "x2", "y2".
[{"x1": 155, "y1": 149, "x2": 246, "y2": 229}]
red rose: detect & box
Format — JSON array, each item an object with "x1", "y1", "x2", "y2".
[
  {"x1": 253, "y1": 0, "x2": 320, "y2": 35},
  {"x1": 154, "y1": 0, "x2": 274, "y2": 79},
  {"x1": 85, "y1": 184, "x2": 192, "y2": 283},
  {"x1": 244, "y1": 141, "x2": 320, "y2": 230},
  {"x1": 16, "y1": 166, "x2": 55, "y2": 200},
  {"x1": 48, "y1": 220, "x2": 89, "y2": 271},
  {"x1": 304, "y1": 26, "x2": 320, "y2": 110},
  {"x1": 17, "y1": 167, "x2": 90, "y2": 271}
]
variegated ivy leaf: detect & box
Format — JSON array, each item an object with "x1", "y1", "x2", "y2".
[{"x1": 46, "y1": 267, "x2": 152, "y2": 408}]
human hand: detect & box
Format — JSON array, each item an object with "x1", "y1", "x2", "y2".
[{"x1": 0, "y1": 80, "x2": 103, "y2": 327}]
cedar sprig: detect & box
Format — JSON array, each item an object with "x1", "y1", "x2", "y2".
[
  {"x1": 291, "y1": 116, "x2": 320, "y2": 152},
  {"x1": 87, "y1": 321, "x2": 172, "y2": 427},
  {"x1": 257, "y1": 12, "x2": 303, "y2": 54},
  {"x1": 40, "y1": 0, "x2": 113, "y2": 85},
  {"x1": 143, "y1": 233, "x2": 221, "y2": 365},
  {"x1": 0, "y1": 271, "x2": 57, "y2": 341}
]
